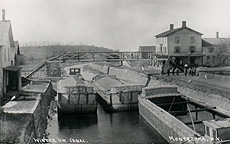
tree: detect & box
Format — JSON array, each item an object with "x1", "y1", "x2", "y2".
[{"x1": 215, "y1": 43, "x2": 230, "y2": 66}]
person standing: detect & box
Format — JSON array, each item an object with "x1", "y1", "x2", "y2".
[{"x1": 184, "y1": 64, "x2": 188, "y2": 76}]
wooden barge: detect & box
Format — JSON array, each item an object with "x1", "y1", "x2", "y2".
[
  {"x1": 139, "y1": 86, "x2": 230, "y2": 144},
  {"x1": 57, "y1": 67, "x2": 97, "y2": 114},
  {"x1": 94, "y1": 75, "x2": 142, "y2": 112}
]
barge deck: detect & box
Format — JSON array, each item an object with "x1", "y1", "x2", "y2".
[
  {"x1": 139, "y1": 86, "x2": 230, "y2": 144},
  {"x1": 94, "y1": 75, "x2": 142, "y2": 112}
]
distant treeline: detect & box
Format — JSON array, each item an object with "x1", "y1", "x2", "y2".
[{"x1": 20, "y1": 45, "x2": 114, "y2": 64}]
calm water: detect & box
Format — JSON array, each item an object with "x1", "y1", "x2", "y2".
[{"x1": 47, "y1": 103, "x2": 168, "y2": 144}]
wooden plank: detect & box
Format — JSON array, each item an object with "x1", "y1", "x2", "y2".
[
  {"x1": 184, "y1": 121, "x2": 204, "y2": 125},
  {"x1": 169, "y1": 107, "x2": 216, "y2": 115},
  {"x1": 156, "y1": 101, "x2": 189, "y2": 106}
]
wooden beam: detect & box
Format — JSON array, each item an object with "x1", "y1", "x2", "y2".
[
  {"x1": 170, "y1": 107, "x2": 216, "y2": 115},
  {"x1": 184, "y1": 121, "x2": 204, "y2": 125},
  {"x1": 156, "y1": 101, "x2": 189, "y2": 106}
]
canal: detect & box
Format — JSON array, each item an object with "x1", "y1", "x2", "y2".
[{"x1": 46, "y1": 103, "x2": 168, "y2": 143}]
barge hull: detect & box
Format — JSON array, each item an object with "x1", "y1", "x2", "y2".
[
  {"x1": 96, "y1": 93, "x2": 138, "y2": 112},
  {"x1": 58, "y1": 103, "x2": 97, "y2": 114},
  {"x1": 138, "y1": 96, "x2": 206, "y2": 144}
]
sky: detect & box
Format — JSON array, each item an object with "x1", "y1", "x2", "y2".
[{"x1": 1, "y1": 0, "x2": 230, "y2": 51}]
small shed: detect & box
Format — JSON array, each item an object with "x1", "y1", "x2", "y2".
[
  {"x1": 203, "y1": 118, "x2": 230, "y2": 142},
  {"x1": 139, "y1": 46, "x2": 156, "y2": 59}
]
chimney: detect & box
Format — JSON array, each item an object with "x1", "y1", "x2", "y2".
[
  {"x1": 216, "y1": 32, "x2": 219, "y2": 38},
  {"x1": 170, "y1": 24, "x2": 174, "y2": 30},
  {"x1": 2, "y1": 9, "x2": 5, "y2": 21},
  {"x1": 182, "y1": 21, "x2": 186, "y2": 27}
]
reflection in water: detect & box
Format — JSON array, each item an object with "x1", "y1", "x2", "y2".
[
  {"x1": 47, "y1": 103, "x2": 167, "y2": 143},
  {"x1": 58, "y1": 114, "x2": 98, "y2": 129}
]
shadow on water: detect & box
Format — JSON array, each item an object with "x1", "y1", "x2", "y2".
[
  {"x1": 47, "y1": 103, "x2": 168, "y2": 143},
  {"x1": 58, "y1": 113, "x2": 97, "y2": 129}
]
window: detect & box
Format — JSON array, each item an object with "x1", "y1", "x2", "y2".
[
  {"x1": 189, "y1": 46, "x2": 196, "y2": 53},
  {"x1": 159, "y1": 44, "x2": 163, "y2": 52},
  {"x1": 208, "y1": 47, "x2": 214, "y2": 53},
  {"x1": 164, "y1": 47, "x2": 167, "y2": 53},
  {"x1": 68, "y1": 87, "x2": 74, "y2": 93},
  {"x1": 175, "y1": 36, "x2": 180, "y2": 43},
  {"x1": 213, "y1": 129, "x2": 217, "y2": 139},
  {"x1": 160, "y1": 47, "x2": 162, "y2": 52},
  {"x1": 8, "y1": 48, "x2": 10, "y2": 61},
  {"x1": 4, "y1": 49, "x2": 6, "y2": 62},
  {"x1": 190, "y1": 36, "x2": 195, "y2": 43},
  {"x1": 190, "y1": 57, "x2": 195, "y2": 64},
  {"x1": 217, "y1": 128, "x2": 230, "y2": 140},
  {"x1": 174, "y1": 46, "x2": 181, "y2": 53},
  {"x1": 207, "y1": 56, "x2": 210, "y2": 63},
  {"x1": 206, "y1": 126, "x2": 210, "y2": 136}
]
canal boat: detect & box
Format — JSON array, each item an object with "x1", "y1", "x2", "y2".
[
  {"x1": 138, "y1": 85, "x2": 230, "y2": 144},
  {"x1": 57, "y1": 67, "x2": 97, "y2": 114},
  {"x1": 93, "y1": 75, "x2": 142, "y2": 112}
]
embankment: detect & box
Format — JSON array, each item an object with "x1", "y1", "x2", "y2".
[
  {"x1": 199, "y1": 71, "x2": 230, "y2": 83},
  {"x1": 151, "y1": 76, "x2": 230, "y2": 112}
]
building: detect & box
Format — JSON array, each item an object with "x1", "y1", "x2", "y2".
[
  {"x1": 202, "y1": 32, "x2": 230, "y2": 66},
  {"x1": 0, "y1": 10, "x2": 22, "y2": 105},
  {"x1": 139, "y1": 46, "x2": 156, "y2": 59},
  {"x1": 155, "y1": 21, "x2": 203, "y2": 67},
  {"x1": 202, "y1": 38, "x2": 215, "y2": 66}
]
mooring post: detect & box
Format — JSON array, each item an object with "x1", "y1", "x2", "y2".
[
  {"x1": 110, "y1": 93, "x2": 113, "y2": 105},
  {"x1": 195, "y1": 106, "x2": 198, "y2": 120},
  {"x1": 92, "y1": 53, "x2": 95, "y2": 62},
  {"x1": 212, "y1": 113, "x2": 216, "y2": 119}
]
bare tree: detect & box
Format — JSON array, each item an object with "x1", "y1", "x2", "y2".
[{"x1": 215, "y1": 43, "x2": 230, "y2": 66}]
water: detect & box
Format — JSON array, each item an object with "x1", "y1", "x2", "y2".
[{"x1": 47, "y1": 103, "x2": 168, "y2": 144}]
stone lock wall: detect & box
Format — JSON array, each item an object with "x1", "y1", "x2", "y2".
[{"x1": 0, "y1": 81, "x2": 53, "y2": 143}]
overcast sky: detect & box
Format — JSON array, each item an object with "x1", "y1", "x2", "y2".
[{"x1": 1, "y1": 0, "x2": 230, "y2": 51}]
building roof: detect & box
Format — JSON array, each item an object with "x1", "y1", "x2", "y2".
[
  {"x1": 0, "y1": 20, "x2": 15, "y2": 47},
  {"x1": 203, "y1": 118, "x2": 230, "y2": 129},
  {"x1": 203, "y1": 38, "x2": 230, "y2": 46},
  {"x1": 156, "y1": 27, "x2": 203, "y2": 38},
  {"x1": 14, "y1": 41, "x2": 20, "y2": 55},
  {"x1": 60, "y1": 75, "x2": 86, "y2": 87},
  {"x1": 95, "y1": 76, "x2": 123, "y2": 90},
  {"x1": 139, "y1": 46, "x2": 156, "y2": 52},
  {"x1": 3, "y1": 66, "x2": 22, "y2": 71},
  {"x1": 202, "y1": 39, "x2": 213, "y2": 47}
]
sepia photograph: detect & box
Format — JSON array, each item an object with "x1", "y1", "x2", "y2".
[{"x1": 0, "y1": 0, "x2": 230, "y2": 143}]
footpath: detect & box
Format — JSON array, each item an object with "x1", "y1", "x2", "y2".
[{"x1": 155, "y1": 73, "x2": 230, "y2": 98}]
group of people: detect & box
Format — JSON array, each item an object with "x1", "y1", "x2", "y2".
[
  {"x1": 184, "y1": 64, "x2": 197, "y2": 76},
  {"x1": 166, "y1": 64, "x2": 197, "y2": 76},
  {"x1": 166, "y1": 67, "x2": 180, "y2": 76}
]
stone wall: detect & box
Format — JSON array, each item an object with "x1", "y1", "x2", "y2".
[
  {"x1": 0, "y1": 113, "x2": 34, "y2": 143},
  {"x1": 0, "y1": 81, "x2": 53, "y2": 143},
  {"x1": 33, "y1": 82, "x2": 53, "y2": 138}
]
